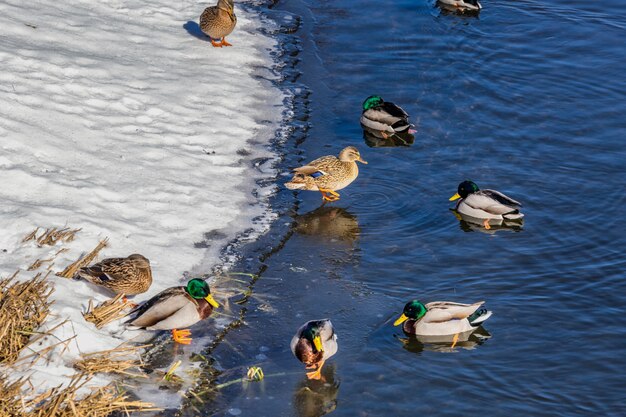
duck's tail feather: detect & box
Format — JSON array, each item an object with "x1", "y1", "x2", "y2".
[
  {"x1": 285, "y1": 181, "x2": 306, "y2": 190},
  {"x1": 503, "y1": 211, "x2": 524, "y2": 220},
  {"x1": 468, "y1": 308, "x2": 492, "y2": 326}
]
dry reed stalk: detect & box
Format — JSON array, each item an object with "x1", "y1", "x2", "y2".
[
  {"x1": 22, "y1": 227, "x2": 81, "y2": 247},
  {"x1": 27, "y1": 258, "x2": 54, "y2": 271},
  {"x1": 56, "y1": 238, "x2": 109, "y2": 279},
  {"x1": 0, "y1": 272, "x2": 54, "y2": 365},
  {"x1": 74, "y1": 344, "x2": 149, "y2": 378},
  {"x1": 82, "y1": 294, "x2": 134, "y2": 329}
]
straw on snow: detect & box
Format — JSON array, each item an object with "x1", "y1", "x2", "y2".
[
  {"x1": 74, "y1": 344, "x2": 149, "y2": 378},
  {"x1": 0, "y1": 271, "x2": 54, "y2": 365},
  {"x1": 82, "y1": 294, "x2": 134, "y2": 329},
  {"x1": 56, "y1": 238, "x2": 109, "y2": 279}
]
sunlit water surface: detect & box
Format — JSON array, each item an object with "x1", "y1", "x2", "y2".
[{"x1": 201, "y1": 0, "x2": 625, "y2": 416}]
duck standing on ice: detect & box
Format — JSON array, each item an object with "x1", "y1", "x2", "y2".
[{"x1": 200, "y1": 0, "x2": 237, "y2": 47}]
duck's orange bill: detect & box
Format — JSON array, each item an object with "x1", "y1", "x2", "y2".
[
  {"x1": 394, "y1": 314, "x2": 409, "y2": 326},
  {"x1": 313, "y1": 335, "x2": 324, "y2": 352},
  {"x1": 205, "y1": 294, "x2": 220, "y2": 308},
  {"x1": 357, "y1": 157, "x2": 368, "y2": 164},
  {"x1": 449, "y1": 193, "x2": 461, "y2": 201}
]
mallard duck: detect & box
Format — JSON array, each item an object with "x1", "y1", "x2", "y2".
[
  {"x1": 449, "y1": 180, "x2": 523, "y2": 229},
  {"x1": 360, "y1": 95, "x2": 412, "y2": 139},
  {"x1": 125, "y1": 278, "x2": 219, "y2": 344},
  {"x1": 284, "y1": 146, "x2": 367, "y2": 202},
  {"x1": 438, "y1": 0, "x2": 482, "y2": 11},
  {"x1": 394, "y1": 300, "x2": 492, "y2": 341},
  {"x1": 74, "y1": 254, "x2": 152, "y2": 295},
  {"x1": 200, "y1": 0, "x2": 237, "y2": 47},
  {"x1": 291, "y1": 319, "x2": 338, "y2": 380}
]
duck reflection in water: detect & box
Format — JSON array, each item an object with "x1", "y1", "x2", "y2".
[
  {"x1": 294, "y1": 205, "x2": 361, "y2": 243},
  {"x1": 362, "y1": 124, "x2": 415, "y2": 148},
  {"x1": 293, "y1": 363, "x2": 340, "y2": 417},
  {"x1": 451, "y1": 209, "x2": 523, "y2": 234},
  {"x1": 397, "y1": 327, "x2": 492, "y2": 353}
]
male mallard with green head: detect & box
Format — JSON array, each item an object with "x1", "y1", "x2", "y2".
[
  {"x1": 394, "y1": 300, "x2": 492, "y2": 342},
  {"x1": 360, "y1": 95, "x2": 412, "y2": 139},
  {"x1": 449, "y1": 180, "x2": 524, "y2": 229},
  {"x1": 200, "y1": 0, "x2": 237, "y2": 47},
  {"x1": 125, "y1": 278, "x2": 220, "y2": 344},
  {"x1": 74, "y1": 254, "x2": 152, "y2": 295},
  {"x1": 284, "y1": 146, "x2": 367, "y2": 202},
  {"x1": 291, "y1": 319, "x2": 338, "y2": 380}
]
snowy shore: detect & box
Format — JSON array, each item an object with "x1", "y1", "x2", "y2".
[{"x1": 0, "y1": 0, "x2": 282, "y2": 404}]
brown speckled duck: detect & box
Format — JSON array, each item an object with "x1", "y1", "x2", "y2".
[
  {"x1": 74, "y1": 254, "x2": 152, "y2": 295},
  {"x1": 199, "y1": 0, "x2": 237, "y2": 48},
  {"x1": 125, "y1": 278, "x2": 220, "y2": 344},
  {"x1": 284, "y1": 146, "x2": 367, "y2": 202}
]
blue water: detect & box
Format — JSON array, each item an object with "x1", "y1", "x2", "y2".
[{"x1": 192, "y1": 0, "x2": 626, "y2": 415}]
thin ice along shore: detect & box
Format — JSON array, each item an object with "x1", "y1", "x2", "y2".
[{"x1": 0, "y1": 0, "x2": 282, "y2": 405}]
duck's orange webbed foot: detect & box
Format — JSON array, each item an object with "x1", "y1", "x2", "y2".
[
  {"x1": 306, "y1": 360, "x2": 325, "y2": 380},
  {"x1": 221, "y1": 37, "x2": 232, "y2": 47},
  {"x1": 451, "y1": 333, "x2": 459, "y2": 349},
  {"x1": 483, "y1": 219, "x2": 491, "y2": 230},
  {"x1": 319, "y1": 189, "x2": 340, "y2": 202},
  {"x1": 172, "y1": 328, "x2": 193, "y2": 345},
  {"x1": 210, "y1": 38, "x2": 223, "y2": 48}
]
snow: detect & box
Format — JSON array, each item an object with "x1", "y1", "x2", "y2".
[{"x1": 0, "y1": 0, "x2": 282, "y2": 406}]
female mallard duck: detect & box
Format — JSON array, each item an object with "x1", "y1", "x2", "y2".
[
  {"x1": 125, "y1": 278, "x2": 220, "y2": 344},
  {"x1": 394, "y1": 300, "x2": 492, "y2": 339},
  {"x1": 360, "y1": 95, "x2": 412, "y2": 138},
  {"x1": 74, "y1": 254, "x2": 152, "y2": 295},
  {"x1": 200, "y1": 0, "x2": 237, "y2": 48},
  {"x1": 291, "y1": 319, "x2": 338, "y2": 380},
  {"x1": 438, "y1": 0, "x2": 482, "y2": 11},
  {"x1": 449, "y1": 180, "x2": 523, "y2": 229},
  {"x1": 284, "y1": 146, "x2": 367, "y2": 202}
]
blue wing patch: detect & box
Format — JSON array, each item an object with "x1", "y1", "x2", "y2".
[{"x1": 310, "y1": 171, "x2": 325, "y2": 178}]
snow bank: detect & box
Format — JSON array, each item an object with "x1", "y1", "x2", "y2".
[{"x1": 0, "y1": 0, "x2": 281, "y2": 403}]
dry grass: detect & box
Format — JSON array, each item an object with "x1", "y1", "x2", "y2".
[
  {"x1": 74, "y1": 344, "x2": 148, "y2": 378},
  {"x1": 56, "y1": 238, "x2": 109, "y2": 279},
  {"x1": 82, "y1": 294, "x2": 134, "y2": 329},
  {"x1": 0, "y1": 272, "x2": 54, "y2": 365},
  {"x1": 0, "y1": 372, "x2": 161, "y2": 417},
  {"x1": 22, "y1": 227, "x2": 81, "y2": 247},
  {"x1": 0, "y1": 377, "x2": 30, "y2": 416}
]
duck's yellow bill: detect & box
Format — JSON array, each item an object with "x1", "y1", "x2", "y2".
[
  {"x1": 313, "y1": 335, "x2": 323, "y2": 352},
  {"x1": 205, "y1": 294, "x2": 219, "y2": 308},
  {"x1": 357, "y1": 157, "x2": 368, "y2": 164},
  {"x1": 394, "y1": 314, "x2": 409, "y2": 326},
  {"x1": 449, "y1": 193, "x2": 461, "y2": 201}
]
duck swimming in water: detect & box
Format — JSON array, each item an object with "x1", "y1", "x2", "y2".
[
  {"x1": 449, "y1": 180, "x2": 523, "y2": 229},
  {"x1": 360, "y1": 95, "x2": 412, "y2": 139},
  {"x1": 394, "y1": 300, "x2": 492, "y2": 347}
]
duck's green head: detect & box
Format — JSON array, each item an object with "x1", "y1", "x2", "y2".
[
  {"x1": 449, "y1": 180, "x2": 479, "y2": 201},
  {"x1": 301, "y1": 322, "x2": 324, "y2": 353},
  {"x1": 186, "y1": 278, "x2": 220, "y2": 308},
  {"x1": 363, "y1": 95, "x2": 384, "y2": 110},
  {"x1": 393, "y1": 300, "x2": 427, "y2": 326}
]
